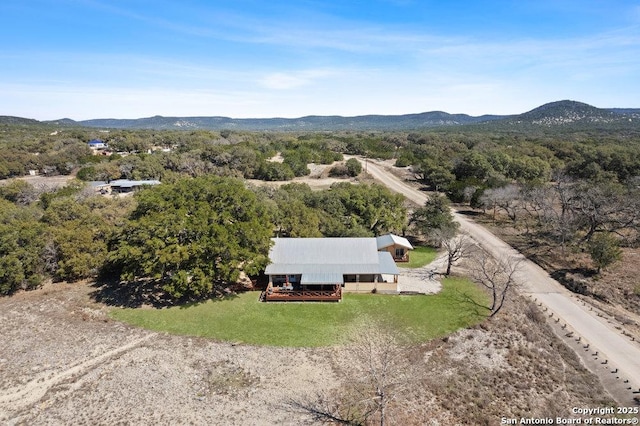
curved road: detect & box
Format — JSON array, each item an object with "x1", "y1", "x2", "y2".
[{"x1": 363, "y1": 158, "x2": 640, "y2": 400}]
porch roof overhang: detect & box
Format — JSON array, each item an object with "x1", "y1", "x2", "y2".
[
  {"x1": 301, "y1": 272, "x2": 343, "y2": 285},
  {"x1": 378, "y1": 252, "x2": 400, "y2": 275}
]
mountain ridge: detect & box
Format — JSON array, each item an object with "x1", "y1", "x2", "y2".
[{"x1": 2, "y1": 100, "x2": 639, "y2": 131}]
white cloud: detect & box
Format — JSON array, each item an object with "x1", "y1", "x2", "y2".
[
  {"x1": 259, "y1": 69, "x2": 336, "y2": 90},
  {"x1": 260, "y1": 73, "x2": 309, "y2": 90}
]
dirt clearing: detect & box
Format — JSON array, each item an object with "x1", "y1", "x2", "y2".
[{"x1": 0, "y1": 283, "x2": 338, "y2": 425}]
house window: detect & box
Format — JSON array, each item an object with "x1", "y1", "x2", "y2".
[
  {"x1": 272, "y1": 275, "x2": 287, "y2": 285},
  {"x1": 395, "y1": 248, "x2": 405, "y2": 258}
]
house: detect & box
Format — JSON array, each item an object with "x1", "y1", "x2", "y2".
[
  {"x1": 376, "y1": 233, "x2": 413, "y2": 262},
  {"x1": 87, "y1": 139, "x2": 108, "y2": 150},
  {"x1": 89, "y1": 181, "x2": 111, "y2": 194},
  {"x1": 109, "y1": 179, "x2": 160, "y2": 193},
  {"x1": 262, "y1": 234, "x2": 412, "y2": 302},
  {"x1": 88, "y1": 179, "x2": 161, "y2": 195}
]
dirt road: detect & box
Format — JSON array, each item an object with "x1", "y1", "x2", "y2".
[{"x1": 363, "y1": 157, "x2": 640, "y2": 400}]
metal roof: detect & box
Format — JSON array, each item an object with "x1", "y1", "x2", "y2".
[
  {"x1": 109, "y1": 179, "x2": 161, "y2": 188},
  {"x1": 268, "y1": 238, "x2": 379, "y2": 265},
  {"x1": 378, "y1": 252, "x2": 400, "y2": 275},
  {"x1": 376, "y1": 234, "x2": 413, "y2": 250},
  {"x1": 301, "y1": 272, "x2": 344, "y2": 285},
  {"x1": 264, "y1": 237, "x2": 400, "y2": 277}
]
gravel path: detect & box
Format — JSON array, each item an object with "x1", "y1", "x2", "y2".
[{"x1": 397, "y1": 254, "x2": 447, "y2": 294}]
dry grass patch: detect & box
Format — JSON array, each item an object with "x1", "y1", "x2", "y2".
[{"x1": 420, "y1": 295, "x2": 613, "y2": 424}]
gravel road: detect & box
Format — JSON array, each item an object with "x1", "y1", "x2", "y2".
[{"x1": 362, "y1": 157, "x2": 640, "y2": 402}]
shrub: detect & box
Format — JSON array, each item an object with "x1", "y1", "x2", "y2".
[
  {"x1": 345, "y1": 158, "x2": 362, "y2": 176},
  {"x1": 76, "y1": 166, "x2": 96, "y2": 181},
  {"x1": 328, "y1": 164, "x2": 349, "y2": 177},
  {"x1": 588, "y1": 233, "x2": 622, "y2": 273}
]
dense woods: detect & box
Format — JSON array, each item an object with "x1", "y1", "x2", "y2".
[{"x1": 1, "y1": 120, "x2": 639, "y2": 302}]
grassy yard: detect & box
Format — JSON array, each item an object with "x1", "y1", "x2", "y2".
[
  {"x1": 400, "y1": 246, "x2": 438, "y2": 268},
  {"x1": 111, "y1": 277, "x2": 489, "y2": 347}
]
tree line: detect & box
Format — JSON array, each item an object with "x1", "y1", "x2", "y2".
[
  {"x1": 0, "y1": 174, "x2": 405, "y2": 301},
  {"x1": 2, "y1": 124, "x2": 639, "y2": 301},
  {"x1": 4, "y1": 123, "x2": 639, "y2": 190}
]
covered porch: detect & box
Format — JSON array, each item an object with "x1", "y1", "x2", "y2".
[
  {"x1": 262, "y1": 272, "x2": 343, "y2": 302},
  {"x1": 263, "y1": 237, "x2": 403, "y2": 302}
]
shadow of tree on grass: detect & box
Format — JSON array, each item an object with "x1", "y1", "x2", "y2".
[
  {"x1": 91, "y1": 277, "x2": 176, "y2": 308},
  {"x1": 91, "y1": 277, "x2": 241, "y2": 309}
]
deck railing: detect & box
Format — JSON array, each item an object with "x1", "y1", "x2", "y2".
[{"x1": 262, "y1": 283, "x2": 342, "y2": 302}]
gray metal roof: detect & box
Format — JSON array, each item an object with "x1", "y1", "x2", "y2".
[
  {"x1": 109, "y1": 179, "x2": 161, "y2": 188},
  {"x1": 376, "y1": 234, "x2": 413, "y2": 250},
  {"x1": 264, "y1": 237, "x2": 400, "y2": 277},
  {"x1": 301, "y1": 272, "x2": 343, "y2": 285},
  {"x1": 268, "y1": 237, "x2": 379, "y2": 265},
  {"x1": 378, "y1": 252, "x2": 400, "y2": 275}
]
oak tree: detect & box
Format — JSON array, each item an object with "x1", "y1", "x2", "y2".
[{"x1": 108, "y1": 176, "x2": 272, "y2": 301}]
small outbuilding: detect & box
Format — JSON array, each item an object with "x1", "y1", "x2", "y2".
[{"x1": 376, "y1": 234, "x2": 414, "y2": 262}]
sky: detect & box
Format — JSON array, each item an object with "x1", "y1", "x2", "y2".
[{"x1": 1, "y1": 0, "x2": 639, "y2": 120}]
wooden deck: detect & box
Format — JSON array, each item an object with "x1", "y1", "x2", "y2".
[{"x1": 261, "y1": 284, "x2": 342, "y2": 302}]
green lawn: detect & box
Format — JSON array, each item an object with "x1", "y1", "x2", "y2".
[
  {"x1": 110, "y1": 277, "x2": 488, "y2": 347},
  {"x1": 401, "y1": 246, "x2": 438, "y2": 268}
]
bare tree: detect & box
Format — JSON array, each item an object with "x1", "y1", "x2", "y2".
[
  {"x1": 569, "y1": 182, "x2": 640, "y2": 243},
  {"x1": 520, "y1": 185, "x2": 552, "y2": 233},
  {"x1": 286, "y1": 327, "x2": 413, "y2": 426},
  {"x1": 434, "y1": 229, "x2": 473, "y2": 276},
  {"x1": 525, "y1": 178, "x2": 580, "y2": 253},
  {"x1": 287, "y1": 392, "x2": 364, "y2": 425},
  {"x1": 468, "y1": 250, "x2": 522, "y2": 317},
  {"x1": 480, "y1": 185, "x2": 522, "y2": 222}
]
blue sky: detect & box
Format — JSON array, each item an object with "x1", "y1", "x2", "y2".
[{"x1": 1, "y1": 0, "x2": 639, "y2": 120}]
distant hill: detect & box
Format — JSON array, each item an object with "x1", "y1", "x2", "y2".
[
  {"x1": 0, "y1": 116, "x2": 43, "y2": 126},
  {"x1": 50, "y1": 111, "x2": 505, "y2": 131},
  {"x1": 1, "y1": 100, "x2": 635, "y2": 131},
  {"x1": 477, "y1": 100, "x2": 640, "y2": 132}
]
